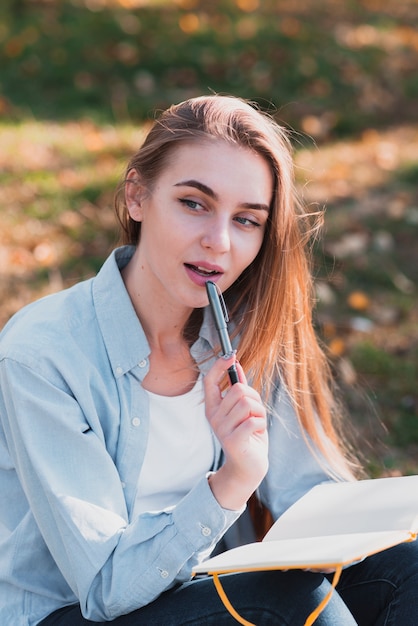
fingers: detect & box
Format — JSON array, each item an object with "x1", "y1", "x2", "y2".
[
  {"x1": 203, "y1": 353, "x2": 236, "y2": 417},
  {"x1": 304, "y1": 568, "x2": 336, "y2": 574},
  {"x1": 234, "y1": 360, "x2": 247, "y2": 385},
  {"x1": 203, "y1": 353, "x2": 266, "y2": 437},
  {"x1": 213, "y1": 395, "x2": 266, "y2": 440},
  {"x1": 203, "y1": 354, "x2": 269, "y2": 509}
]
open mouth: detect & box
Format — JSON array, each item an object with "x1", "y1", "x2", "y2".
[{"x1": 185, "y1": 264, "x2": 221, "y2": 278}]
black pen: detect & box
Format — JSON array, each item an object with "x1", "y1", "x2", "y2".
[{"x1": 205, "y1": 280, "x2": 239, "y2": 385}]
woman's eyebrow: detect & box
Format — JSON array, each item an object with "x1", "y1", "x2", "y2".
[
  {"x1": 174, "y1": 179, "x2": 270, "y2": 213},
  {"x1": 240, "y1": 202, "x2": 270, "y2": 213},
  {"x1": 174, "y1": 179, "x2": 218, "y2": 201}
]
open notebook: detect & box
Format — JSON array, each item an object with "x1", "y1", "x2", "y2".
[{"x1": 193, "y1": 475, "x2": 418, "y2": 625}]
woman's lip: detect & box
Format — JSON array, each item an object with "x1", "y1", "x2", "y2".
[
  {"x1": 184, "y1": 263, "x2": 223, "y2": 287},
  {"x1": 186, "y1": 261, "x2": 224, "y2": 274}
]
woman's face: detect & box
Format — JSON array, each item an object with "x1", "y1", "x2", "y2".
[{"x1": 126, "y1": 139, "x2": 273, "y2": 311}]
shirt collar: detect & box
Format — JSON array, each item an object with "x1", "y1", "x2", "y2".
[{"x1": 93, "y1": 246, "x2": 150, "y2": 378}]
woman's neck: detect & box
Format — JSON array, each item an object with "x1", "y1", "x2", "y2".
[
  {"x1": 142, "y1": 341, "x2": 198, "y2": 396},
  {"x1": 121, "y1": 254, "x2": 199, "y2": 396}
]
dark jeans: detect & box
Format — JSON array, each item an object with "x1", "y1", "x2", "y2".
[{"x1": 40, "y1": 542, "x2": 418, "y2": 625}]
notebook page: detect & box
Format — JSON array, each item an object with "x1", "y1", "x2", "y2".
[{"x1": 264, "y1": 475, "x2": 418, "y2": 542}]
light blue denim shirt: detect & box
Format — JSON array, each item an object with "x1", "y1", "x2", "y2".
[{"x1": 0, "y1": 246, "x2": 334, "y2": 625}]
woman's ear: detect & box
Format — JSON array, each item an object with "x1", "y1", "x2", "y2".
[{"x1": 125, "y1": 168, "x2": 145, "y2": 222}]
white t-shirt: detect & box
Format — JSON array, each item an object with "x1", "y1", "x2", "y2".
[{"x1": 133, "y1": 376, "x2": 215, "y2": 516}]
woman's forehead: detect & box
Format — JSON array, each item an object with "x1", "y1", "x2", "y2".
[{"x1": 161, "y1": 140, "x2": 274, "y2": 203}]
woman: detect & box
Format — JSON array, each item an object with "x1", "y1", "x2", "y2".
[{"x1": 0, "y1": 95, "x2": 417, "y2": 625}]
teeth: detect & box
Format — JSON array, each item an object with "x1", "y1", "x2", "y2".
[
  {"x1": 186, "y1": 263, "x2": 218, "y2": 276},
  {"x1": 195, "y1": 266, "x2": 216, "y2": 275}
]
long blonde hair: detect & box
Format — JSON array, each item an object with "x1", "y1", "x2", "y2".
[{"x1": 115, "y1": 95, "x2": 360, "y2": 480}]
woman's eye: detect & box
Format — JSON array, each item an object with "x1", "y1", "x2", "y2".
[
  {"x1": 235, "y1": 216, "x2": 261, "y2": 228},
  {"x1": 179, "y1": 198, "x2": 203, "y2": 211}
]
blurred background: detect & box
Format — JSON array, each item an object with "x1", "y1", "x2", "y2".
[{"x1": 1, "y1": 0, "x2": 417, "y2": 475}]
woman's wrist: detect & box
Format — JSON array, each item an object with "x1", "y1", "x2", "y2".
[{"x1": 207, "y1": 465, "x2": 264, "y2": 511}]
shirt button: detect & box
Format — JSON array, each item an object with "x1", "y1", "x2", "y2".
[
  {"x1": 138, "y1": 359, "x2": 147, "y2": 368},
  {"x1": 132, "y1": 417, "x2": 141, "y2": 427},
  {"x1": 201, "y1": 525, "x2": 212, "y2": 537},
  {"x1": 159, "y1": 569, "x2": 169, "y2": 579},
  {"x1": 116, "y1": 366, "x2": 123, "y2": 376}
]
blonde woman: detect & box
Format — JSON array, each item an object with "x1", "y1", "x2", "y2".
[{"x1": 1, "y1": 95, "x2": 416, "y2": 625}]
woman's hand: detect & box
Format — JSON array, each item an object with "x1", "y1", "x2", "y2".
[{"x1": 204, "y1": 353, "x2": 269, "y2": 511}]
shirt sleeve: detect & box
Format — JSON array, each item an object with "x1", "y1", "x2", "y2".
[
  {"x1": 258, "y1": 383, "x2": 340, "y2": 521},
  {"x1": 0, "y1": 357, "x2": 242, "y2": 621}
]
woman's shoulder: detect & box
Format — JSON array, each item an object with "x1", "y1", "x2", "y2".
[
  {"x1": 0, "y1": 246, "x2": 129, "y2": 351},
  {"x1": 0, "y1": 278, "x2": 95, "y2": 364}
]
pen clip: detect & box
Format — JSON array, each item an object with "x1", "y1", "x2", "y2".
[{"x1": 212, "y1": 282, "x2": 229, "y2": 324}]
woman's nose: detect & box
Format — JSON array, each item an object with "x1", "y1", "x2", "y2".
[{"x1": 201, "y1": 218, "x2": 231, "y2": 253}]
